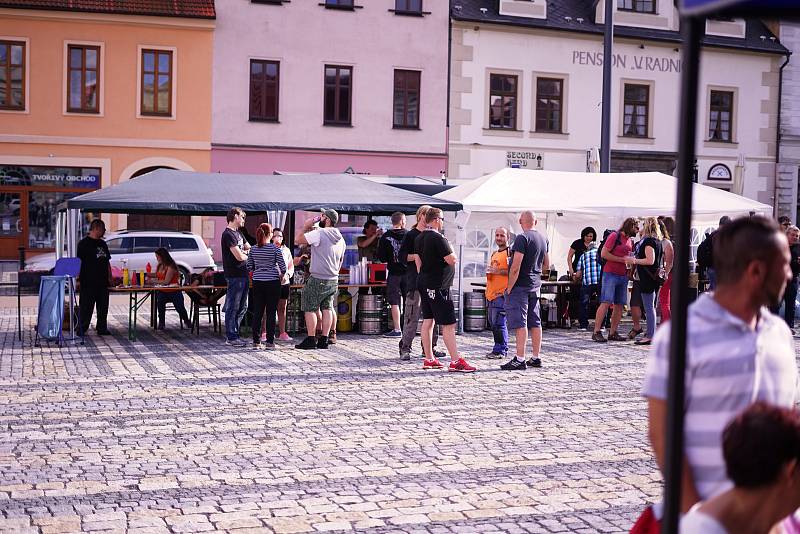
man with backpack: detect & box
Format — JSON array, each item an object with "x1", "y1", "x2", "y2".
[
  {"x1": 592, "y1": 218, "x2": 638, "y2": 343},
  {"x1": 697, "y1": 215, "x2": 731, "y2": 290}
]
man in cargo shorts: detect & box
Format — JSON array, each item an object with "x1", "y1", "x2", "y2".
[
  {"x1": 500, "y1": 211, "x2": 549, "y2": 370},
  {"x1": 294, "y1": 208, "x2": 345, "y2": 350}
]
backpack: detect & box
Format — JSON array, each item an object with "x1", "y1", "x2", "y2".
[
  {"x1": 597, "y1": 229, "x2": 621, "y2": 267},
  {"x1": 696, "y1": 231, "x2": 714, "y2": 272}
]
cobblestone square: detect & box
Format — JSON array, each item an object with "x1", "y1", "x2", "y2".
[{"x1": 1, "y1": 303, "x2": 691, "y2": 532}]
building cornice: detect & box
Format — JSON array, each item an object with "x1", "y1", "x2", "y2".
[
  {"x1": 0, "y1": 133, "x2": 210, "y2": 151},
  {"x1": 0, "y1": 8, "x2": 215, "y2": 29}
]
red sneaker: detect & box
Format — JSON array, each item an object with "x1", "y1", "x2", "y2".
[
  {"x1": 422, "y1": 358, "x2": 444, "y2": 369},
  {"x1": 448, "y1": 357, "x2": 476, "y2": 373}
]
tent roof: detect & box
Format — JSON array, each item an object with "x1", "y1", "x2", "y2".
[
  {"x1": 435, "y1": 168, "x2": 772, "y2": 217},
  {"x1": 63, "y1": 169, "x2": 462, "y2": 215}
]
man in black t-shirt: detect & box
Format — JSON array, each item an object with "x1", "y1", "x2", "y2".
[
  {"x1": 414, "y1": 207, "x2": 475, "y2": 373},
  {"x1": 377, "y1": 211, "x2": 407, "y2": 337},
  {"x1": 77, "y1": 219, "x2": 112, "y2": 335},
  {"x1": 221, "y1": 207, "x2": 251, "y2": 346},
  {"x1": 397, "y1": 205, "x2": 441, "y2": 360}
]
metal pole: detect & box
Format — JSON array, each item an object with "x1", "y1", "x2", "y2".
[
  {"x1": 662, "y1": 16, "x2": 703, "y2": 534},
  {"x1": 599, "y1": 0, "x2": 613, "y2": 172}
]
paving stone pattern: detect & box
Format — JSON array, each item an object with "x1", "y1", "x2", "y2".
[{"x1": 0, "y1": 305, "x2": 682, "y2": 532}]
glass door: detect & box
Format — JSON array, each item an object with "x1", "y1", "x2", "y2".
[{"x1": 0, "y1": 192, "x2": 24, "y2": 260}]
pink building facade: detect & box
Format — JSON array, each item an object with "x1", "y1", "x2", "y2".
[
  {"x1": 209, "y1": 0, "x2": 449, "y2": 255},
  {"x1": 211, "y1": 0, "x2": 449, "y2": 175}
]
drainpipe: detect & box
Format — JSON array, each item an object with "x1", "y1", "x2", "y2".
[
  {"x1": 446, "y1": 13, "x2": 452, "y2": 178},
  {"x1": 775, "y1": 51, "x2": 792, "y2": 217}
]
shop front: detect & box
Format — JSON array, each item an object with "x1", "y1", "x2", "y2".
[{"x1": 0, "y1": 165, "x2": 100, "y2": 260}]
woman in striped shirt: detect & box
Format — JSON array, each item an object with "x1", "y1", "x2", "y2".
[{"x1": 246, "y1": 223, "x2": 286, "y2": 349}]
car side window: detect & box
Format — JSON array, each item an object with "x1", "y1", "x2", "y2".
[
  {"x1": 165, "y1": 237, "x2": 199, "y2": 251},
  {"x1": 133, "y1": 236, "x2": 161, "y2": 253},
  {"x1": 106, "y1": 237, "x2": 132, "y2": 255}
]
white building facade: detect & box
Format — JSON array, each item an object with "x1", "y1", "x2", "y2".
[
  {"x1": 776, "y1": 20, "x2": 800, "y2": 222},
  {"x1": 449, "y1": 0, "x2": 787, "y2": 208}
]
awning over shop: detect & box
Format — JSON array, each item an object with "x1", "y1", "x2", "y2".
[{"x1": 61, "y1": 169, "x2": 462, "y2": 215}]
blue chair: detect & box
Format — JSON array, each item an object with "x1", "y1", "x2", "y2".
[{"x1": 54, "y1": 257, "x2": 84, "y2": 343}]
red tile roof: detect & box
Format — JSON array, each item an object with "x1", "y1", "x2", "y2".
[{"x1": 0, "y1": 0, "x2": 215, "y2": 19}]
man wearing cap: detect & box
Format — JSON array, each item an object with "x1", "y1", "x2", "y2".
[{"x1": 294, "y1": 209, "x2": 346, "y2": 349}]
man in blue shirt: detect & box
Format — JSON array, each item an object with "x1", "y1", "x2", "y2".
[
  {"x1": 575, "y1": 241, "x2": 601, "y2": 331},
  {"x1": 501, "y1": 211, "x2": 549, "y2": 370}
]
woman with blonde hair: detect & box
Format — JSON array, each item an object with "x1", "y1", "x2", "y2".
[
  {"x1": 657, "y1": 217, "x2": 675, "y2": 322},
  {"x1": 626, "y1": 216, "x2": 663, "y2": 345}
]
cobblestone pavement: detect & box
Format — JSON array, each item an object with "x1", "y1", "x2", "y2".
[{"x1": 0, "y1": 304, "x2": 669, "y2": 533}]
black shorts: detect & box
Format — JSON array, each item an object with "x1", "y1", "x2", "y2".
[
  {"x1": 419, "y1": 287, "x2": 457, "y2": 326},
  {"x1": 386, "y1": 274, "x2": 406, "y2": 306},
  {"x1": 280, "y1": 284, "x2": 290, "y2": 300}
]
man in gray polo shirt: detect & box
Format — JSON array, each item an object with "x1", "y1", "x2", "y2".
[{"x1": 643, "y1": 216, "x2": 798, "y2": 513}]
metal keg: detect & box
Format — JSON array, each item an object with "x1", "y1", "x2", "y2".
[
  {"x1": 357, "y1": 294, "x2": 383, "y2": 335},
  {"x1": 285, "y1": 291, "x2": 302, "y2": 333},
  {"x1": 463, "y1": 291, "x2": 487, "y2": 331}
]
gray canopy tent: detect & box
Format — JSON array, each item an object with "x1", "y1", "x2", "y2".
[{"x1": 55, "y1": 169, "x2": 462, "y2": 257}]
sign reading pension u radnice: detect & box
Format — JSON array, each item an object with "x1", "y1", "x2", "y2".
[{"x1": 572, "y1": 50, "x2": 682, "y2": 73}]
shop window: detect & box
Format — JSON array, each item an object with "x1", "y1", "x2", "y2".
[
  {"x1": 249, "y1": 59, "x2": 279, "y2": 122},
  {"x1": 0, "y1": 40, "x2": 25, "y2": 110},
  {"x1": 67, "y1": 45, "x2": 100, "y2": 113},
  {"x1": 393, "y1": 69, "x2": 420, "y2": 129},
  {"x1": 141, "y1": 49, "x2": 173, "y2": 116},
  {"x1": 708, "y1": 90, "x2": 734, "y2": 142},
  {"x1": 324, "y1": 65, "x2": 352, "y2": 126},
  {"x1": 618, "y1": 0, "x2": 656, "y2": 13},
  {"x1": 535, "y1": 77, "x2": 563, "y2": 133},
  {"x1": 489, "y1": 73, "x2": 517, "y2": 130},
  {"x1": 623, "y1": 83, "x2": 649, "y2": 138}
]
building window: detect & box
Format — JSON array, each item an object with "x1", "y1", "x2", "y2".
[
  {"x1": 618, "y1": 0, "x2": 656, "y2": 13},
  {"x1": 535, "y1": 77, "x2": 563, "y2": 133},
  {"x1": 0, "y1": 40, "x2": 25, "y2": 110},
  {"x1": 708, "y1": 90, "x2": 733, "y2": 142},
  {"x1": 395, "y1": 0, "x2": 422, "y2": 13},
  {"x1": 393, "y1": 69, "x2": 420, "y2": 129},
  {"x1": 67, "y1": 45, "x2": 100, "y2": 113},
  {"x1": 324, "y1": 65, "x2": 352, "y2": 126},
  {"x1": 489, "y1": 73, "x2": 517, "y2": 130},
  {"x1": 325, "y1": 0, "x2": 353, "y2": 7},
  {"x1": 141, "y1": 49, "x2": 173, "y2": 116},
  {"x1": 249, "y1": 60, "x2": 279, "y2": 122},
  {"x1": 623, "y1": 83, "x2": 649, "y2": 137}
]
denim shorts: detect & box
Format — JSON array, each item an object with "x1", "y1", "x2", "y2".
[
  {"x1": 504, "y1": 286, "x2": 541, "y2": 329},
  {"x1": 600, "y1": 272, "x2": 628, "y2": 305}
]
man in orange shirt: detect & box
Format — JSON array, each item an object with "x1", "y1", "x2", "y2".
[{"x1": 485, "y1": 227, "x2": 510, "y2": 358}]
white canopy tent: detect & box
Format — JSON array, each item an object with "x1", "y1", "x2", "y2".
[{"x1": 435, "y1": 168, "x2": 772, "y2": 283}]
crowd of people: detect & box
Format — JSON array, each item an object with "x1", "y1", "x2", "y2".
[{"x1": 66, "y1": 206, "x2": 800, "y2": 530}]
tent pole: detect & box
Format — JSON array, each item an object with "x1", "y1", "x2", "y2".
[
  {"x1": 662, "y1": 15, "x2": 703, "y2": 534},
  {"x1": 457, "y1": 243, "x2": 464, "y2": 334},
  {"x1": 55, "y1": 212, "x2": 64, "y2": 261}
]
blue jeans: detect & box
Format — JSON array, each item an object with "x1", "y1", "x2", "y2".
[
  {"x1": 224, "y1": 276, "x2": 249, "y2": 341},
  {"x1": 579, "y1": 284, "x2": 599, "y2": 329},
  {"x1": 488, "y1": 295, "x2": 508, "y2": 355},
  {"x1": 641, "y1": 291, "x2": 656, "y2": 339}
]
